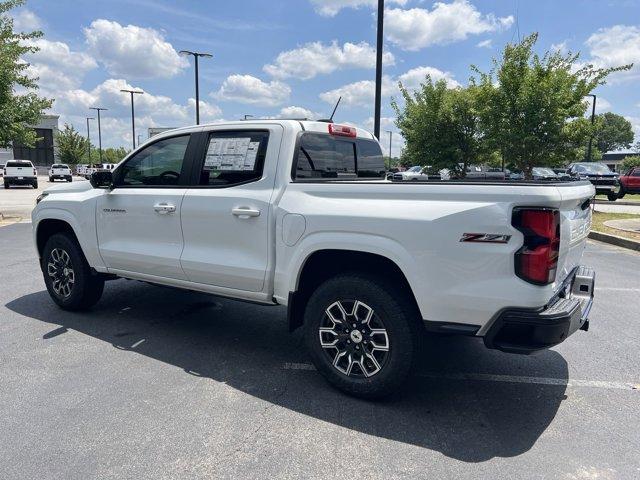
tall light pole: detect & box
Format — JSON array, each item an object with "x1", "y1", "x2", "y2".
[
  {"x1": 586, "y1": 94, "x2": 597, "y2": 162},
  {"x1": 90, "y1": 107, "x2": 107, "y2": 164},
  {"x1": 373, "y1": 0, "x2": 384, "y2": 140},
  {"x1": 120, "y1": 89, "x2": 144, "y2": 149},
  {"x1": 179, "y1": 50, "x2": 213, "y2": 125},
  {"x1": 86, "y1": 117, "x2": 94, "y2": 162},
  {"x1": 386, "y1": 130, "x2": 393, "y2": 159}
]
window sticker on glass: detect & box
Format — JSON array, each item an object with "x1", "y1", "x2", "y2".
[{"x1": 205, "y1": 137, "x2": 256, "y2": 171}]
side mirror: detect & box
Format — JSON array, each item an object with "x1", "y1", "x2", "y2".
[{"x1": 90, "y1": 170, "x2": 113, "y2": 189}]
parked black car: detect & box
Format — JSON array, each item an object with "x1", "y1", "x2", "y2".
[
  {"x1": 510, "y1": 167, "x2": 560, "y2": 181},
  {"x1": 567, "y1": 162, "x2": 620, "y2": 201}
]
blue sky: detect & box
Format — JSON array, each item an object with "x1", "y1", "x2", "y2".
[{"x1": 10, "y1": 0, "x2": 640, "y2": 152}]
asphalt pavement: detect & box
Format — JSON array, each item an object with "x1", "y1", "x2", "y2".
[{"x1": 0, "y1": 223, "x2": 638, "y2": 480}]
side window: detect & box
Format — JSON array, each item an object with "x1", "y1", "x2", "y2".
[
  {"x1": 356, "y1": 139, "x2": 385, "y2": 178},
  {"x1": 198, "y1": 131, "x2": 269, "y2": 186},
  {"x1": 295, "y1": 134, "x2": 356, "y2": 179},
  {"x1": 115, "y1": 135, "x2": 190, "y2": 186},
  {"x1": 631, "y1": 168, "x2": 640, "y2": 177}
]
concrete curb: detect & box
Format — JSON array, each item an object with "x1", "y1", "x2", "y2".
[
  {"x1": 594, "y1": 199, "x2": 640, "y2": 206},
  {"x1": 589, "y1": 230, "x2": 640, "y2": 252}
]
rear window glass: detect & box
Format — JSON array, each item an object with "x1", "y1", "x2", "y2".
[
  {"x1": 356, "y1": 139, "x2": 385, "y2": 178},
  {"x1": 296, "y1": 134, "x2": 356, "y2": 180},
  {"x1": 294, "y1": 133, "x2": 384, "y2": 180},
  {"x1": 51, "y1": 164, "x2": 67, "y2": 168},
  {"x1": 6, "y1": 161, "x2": 32, "y2": 167}
]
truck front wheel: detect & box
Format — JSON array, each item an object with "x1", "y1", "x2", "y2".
[
  {"x1": 303, "y1": 273, "x2": 421, "y2": 399},
  {"x1": 42, "y1": 233, "x2": 104, "y2": 310}
]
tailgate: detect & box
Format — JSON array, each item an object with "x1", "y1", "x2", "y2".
[{"x1": 556, "y1": 183, "x2": 594, "y2": 286}]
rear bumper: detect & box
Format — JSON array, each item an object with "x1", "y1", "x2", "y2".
[
  {"x1": 484, "y1": 266, "x2": 594, "y2": 354},
  {"x1": 4, "y1": 176, "x2": 37, "y2": 184}
]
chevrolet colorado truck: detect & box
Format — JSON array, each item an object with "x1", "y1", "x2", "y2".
[{"x1": 32, "y1": 120, "x2": 596, "y2": 398}]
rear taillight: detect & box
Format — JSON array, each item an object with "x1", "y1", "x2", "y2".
[
  {"x1": 33, "y1": 168, "x2": 37, "y2": 175},
  {"x1": 512, "y1": 208, "x2": 560, "y2": 285}
]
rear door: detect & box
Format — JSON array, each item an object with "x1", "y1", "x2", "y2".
[
  {"x1": 179, "y1": 126, "x2": 282, "y2": 292},
  {"x1": 96, "y1": 134, "x2": 195, "y2": 280}
]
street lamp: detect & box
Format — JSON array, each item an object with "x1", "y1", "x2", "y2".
[
  {"x1": 86, "y1": 117, "x2": 94, "y2": 162},
  {"x1": 120, "y1": 89, "x2": 144, "y2": 149},
  {"x1": 586, "y1": 94, "x2": 597, "y2": 162},
  {"x1": 179, "y1": 50, "x2": 213, "y2": 125},
  {"x1": 373, "y1": 0, "x2": 385, "y2": 140},
  {"x1": 89, "y1": 107, "x2": 108, "y2": 163},
  {"x1": 243, "y1": 114, "x2": 254, "y2": 121}
]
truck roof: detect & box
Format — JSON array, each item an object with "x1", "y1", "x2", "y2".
[{"x1": 147, "y1": 119, "x2": 377, "y2": 143}]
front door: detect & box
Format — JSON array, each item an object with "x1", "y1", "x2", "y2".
[
  {"x1": 180, "y1": 127, "x2": 282, "y2": 292},
  {"x1": 96, "y1": 134, "x2": 193, "y2": 280}
]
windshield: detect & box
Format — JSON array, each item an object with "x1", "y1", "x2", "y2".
[
  {"x1": 407, "y1": 166, "x2": 422, "y2": 172},
  {"x1": 574, "y1": 163, "x2": 613, "y2": 175},
  {"x1": 533, "y1": 167, "x2": 556, "y2": 176}
]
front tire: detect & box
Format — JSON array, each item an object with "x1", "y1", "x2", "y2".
[
  {"x1": 303, "y1": 273, "x2": 422, "y2": 399},
  {"x1": 33, "y1": 181, "x2": 38, "y2": 189},
  {"x1": 607, "y1": 192, "x2": 617, "y2": 201},
  {"x1": 3, "y1": 182, "x2": 9, "y2": 189},
  {"x1": 42, "y1": 233, "x2": 104, "y2": 310}
]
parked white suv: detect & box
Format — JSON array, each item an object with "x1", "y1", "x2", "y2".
[
  {"x1": 4, "y1": 160, "x2": 38, "y2": 189},
  {"x1": 32, "y1": 120, "x2": 596, "y2": 398},
  {"x1": 49, "y1": 164, "x2": 72, "y2": 183}
]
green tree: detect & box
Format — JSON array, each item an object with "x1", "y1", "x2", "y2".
[
  {"x1": 56, "y1": 124, "x2": 88, "y2": 165},
  {"x1": 0, "y1": 0, "x2": 53, "y2": 148},
  {"x1": 472, "y1": 33, "x2": 631, "y2": 178},
  {"x1": 620, "y1": 155, "x2": 640, "y2": 172},
  {"x1": 393, "y1": 77, "x2": 487, "y2": 177},
  {"x1": 594, "y1": 112, "x2": 634, "y2": 153}
]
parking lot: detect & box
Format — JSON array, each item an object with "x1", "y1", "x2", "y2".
[
  {"x1": 0, "y1": 222, "x2": 638, "y2": 480},
  {"x1": 0, "y1": 175, "x2": 85, "y2": 219}
]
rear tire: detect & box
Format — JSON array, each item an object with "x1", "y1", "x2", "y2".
[
  {"x1": 49, "y1": 177, "x2": 53, "y2": 182},
  {"x1": 303, "y1": 273, "x2": 422, "y2": 399},
  {"x1": 33, "y1": 181, "x2": 38, "y2": 189},
  {"x1": 42, "y1": 232, "x2": 104, "y2": 311}
]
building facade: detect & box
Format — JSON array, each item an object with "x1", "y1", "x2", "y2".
[{"x1": 8, "y1": 115, "x2": 60, "y2": 166}]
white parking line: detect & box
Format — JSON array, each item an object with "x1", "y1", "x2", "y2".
[{"x1": 283, "y1": 363, "x2": 638, "y2": 391}]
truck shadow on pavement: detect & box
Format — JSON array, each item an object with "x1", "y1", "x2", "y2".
[{"x1": 6, "y1": 280, "x2": 569, "y2": 463}]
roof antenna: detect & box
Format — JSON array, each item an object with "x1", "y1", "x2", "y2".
[{"x1": 319, "y1": 96, "x2": 342, "y2": 123}]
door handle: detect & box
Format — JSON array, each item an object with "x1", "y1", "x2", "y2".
[
  {"x1": 154, "y1": 203, "x2": 176, "y2": 214},
  {"x1": 232, "y1": 207, "x2": 260, "y2": 218}
]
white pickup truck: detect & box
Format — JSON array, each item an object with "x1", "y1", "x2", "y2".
[
  {"x1": 32, "y1": 120, "x2": 596, "y2": 398},
  {"x1": 4, "y1": 160, "x2": 38, "y2": 188}
]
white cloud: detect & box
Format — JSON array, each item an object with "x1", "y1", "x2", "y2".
[
  {"x1": 310, "y1": 0, "x2": 407, "y2": 17},
  {"x1": 11, "y1": 9, "x2": 42, "y2": 31},
  {"x1": 319, "y1": 66, "x2": 460, "y2": 107},
  {"x1": 476, "y1": 39, "x2": 492, "y2": 49},
  {"x1": 550, "y1": 41, "x2": 568, "y2": 53},
  {"x1": 398, "y1": 66, "x2": 460, "y2": 90},
  {"x1": 624, "y1": 116, "x2": 640, "y2": 145},
  {"x1": 24, "y1": 39, "x2": 97, "y2": 92},
  {"x1": 319, "y1": 77, "x2": 396, "y2": 107},
  {"x1": 214, "y1": 74, "x2": 290, "y2": 107},
  {"x1": 278, "y1": 106, "x2": 323, "y2": 119},
  {"x1": 264, "y1": 41, "x2": 394, "y2": 80},
  {"x1": 54, "y1": 78, "x2": 222, "y2": 147},
  {"x1": 385, "y1": 0, "x2": 514, "y2": 51},
  {"x1": 84, "y1": 19, "x2": 188, "y2": 79},
  {"x1": 585, "y1": 25, "x2": 640, "y2": 81}
]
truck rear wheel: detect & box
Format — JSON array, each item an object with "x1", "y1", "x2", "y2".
[
  {"x1": 303, "y1": 273, "x2": 421, "y2": 399},
  {"x1": 42, "y1": 232, "x2": 104, "y2": 311}
]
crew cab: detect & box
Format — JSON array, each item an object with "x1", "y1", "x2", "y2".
[
  {"x1": 4, "y1": 160, "x2": 38, "y2": 189},
  {"x1": 32, "y1": 120, "x2": 596, "y2": 398},
  {"x1": 49, "y1": 164, "x2": 73, "y2": 183},
  {"x1": 618, "y1": 165, "x2": 640, "y2": 198}
]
